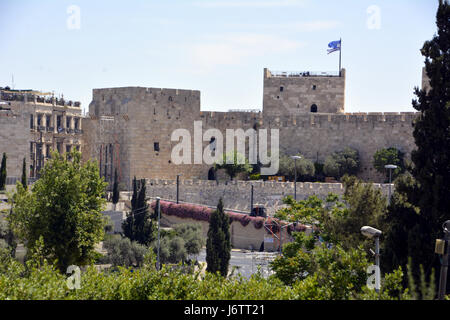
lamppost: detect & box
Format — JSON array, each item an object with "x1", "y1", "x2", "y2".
[
  {"x1": 384, "y1": 164, "x2": 397, "y2": 204},
  {"x1": 176, "y1": 174, "x2": 182, "y2": 204},
  {"x1": 156, "y1": 197, "x2": 161, "y2": 270},
  {"x1": 361, "y1": 226, "x2": 382, "y2": 293},
  {"x1": 437, "y1": 220, "x2": 450, "y2": 300},
  {"x1": 290, "y1": 156, "x2": 302, "y2": 201}
]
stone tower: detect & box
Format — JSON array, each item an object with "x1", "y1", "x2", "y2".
[{"x1": 262, "y1": 68, "x2": 346, "y2": 115}]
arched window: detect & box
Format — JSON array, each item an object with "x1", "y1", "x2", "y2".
[{"x1": 310, "y1": 104, "x2": 318, "y2": 113}]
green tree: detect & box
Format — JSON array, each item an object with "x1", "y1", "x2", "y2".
[
  {"x1": 214, "y1": 151, "x2": 252, "y2": 180},
  {"x1": 323, "y1": 147, "x2": 360, "y2": 180},
  {"x1": 21, "y1": 158, "x2": 27, "y2": 189},
  {"x1": 122, "y1": 178, "x2": 156, "y2": 246},
  {"x1": 277, "y1": 153, "x2": 315, "y2": 181},
  {"x1": 373, "y1": 147, "x2": 405, "y2": 182},
  {"x1": 0, "y1": 153, "x2": 6, "y2": 191},
  {"x1": 102, "y1": 234, "x2": 148, "y2": 268},
  {"x1": 8, "y1": 150, "x2": 107, "y2": 272},
  {"x1": 206, "y1": 198, "x2": 231, "y2": 277},
  {"x1": 384, "y1": 1, "x2": 450, "y2": 285},
  {"x1": 112, "y1": 168, "x2": 119, "y2": 205}
]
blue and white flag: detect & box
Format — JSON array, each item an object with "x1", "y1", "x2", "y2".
[{"x1": 327, "y1": 40, "x2": 341, "y2": 54}]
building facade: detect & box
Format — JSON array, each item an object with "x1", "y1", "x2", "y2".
[{"x1": 0, "y1": 88, "x2": 83, "y2": 183}]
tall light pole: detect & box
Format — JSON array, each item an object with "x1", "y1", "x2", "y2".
[
  {"x1": 290, "y1": 156, "x2": 302, "y2": 201},
  {"x1": 437, "y1": 220, "x2": 450, "y2": 300},
  {"x1": 176, "y1": 174, "x2": 182, "y2": 204},
  {"x1": 384, "y1": 164, "x2": 397, "y2": 204},
  {"x1": 361, "y1": 226, "x2": 382, "y2": 293},
  {"x1": 156, "y1": 197, "x2": 161, "y2": 270}
]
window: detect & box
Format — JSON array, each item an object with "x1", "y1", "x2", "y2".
[
  {"x1": 46, "y1": 115, "x2": 51, "y2": 127},
  {"x1": 310, "y1": 104, "x2": 318, "y2": 113},
  {"x1": 280, "y1": 86, "x2": 284, "y2": 92},
  {"x1": 30, "y1": 115, "x2": 34, "y2": 128},
  {"x1": 74, "y1": 118, "x2": 79, "y2": 129},
  {"x1": 154, "y1": 142, "x2": 160, "y2": 152},
  {"x1": 66, "y1": 116, "x2": 71, "y2": 128},
  {"x1": 312, "y1": 85, "x2": 317, "y2": 90},
  {"x1": 37, "y1": 114, "x2": 42, "y2": 126}
]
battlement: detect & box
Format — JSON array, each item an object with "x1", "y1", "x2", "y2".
[
  {"x1": 92, "y1": 87, "x2": 200, "y2": 102},
  {"x1": 265, "y1": 69, "x2": 341, "y2": 78}
]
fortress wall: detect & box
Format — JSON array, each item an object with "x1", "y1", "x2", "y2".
[
  {"x1": 0, "y1": 108, "x2": 29, "y2": 180},
  {"x1": 85, "y1": 82, "x2": 418, "y2": 183},
  {"x1": 146, "y1": 179, "x2": 393, "y2": 215},
  {"x1": 263, "y1": 69, "x2": 346, "y2": 115}
]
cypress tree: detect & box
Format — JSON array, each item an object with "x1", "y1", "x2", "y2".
[
  {"x1": 21, "y1": 158, "x2": 27, "y2": 189},
  {"x1": 206, "y1": 198, "x2": 231, "y2": 277},
  {"x1": 112, "y1": 169, "x2": 119, "y2": 205},
  {"x1": 122, "y1": 178, "x2": 155, "y2": 245},
  {"x1": 384, "y1": 1, "x2": 450, "y2": 286},
  {"x1": 0, "y1": 153, "x2": 6, "y2": 191}
]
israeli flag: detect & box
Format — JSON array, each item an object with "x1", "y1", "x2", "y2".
[{"x1": 327, "y1": 40, "x2": 341, "y2": 54}]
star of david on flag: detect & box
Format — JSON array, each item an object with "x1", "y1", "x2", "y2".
[{"x1": 327, "y1": 40, "x2": 341, "y2": 54}]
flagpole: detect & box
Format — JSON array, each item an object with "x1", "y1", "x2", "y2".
[{"x1": 339, "y1": 38, "x2": 342, "y2": 77}]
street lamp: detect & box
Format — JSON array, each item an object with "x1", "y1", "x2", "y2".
[
  {"x1": 437, "y1": 220, "x2": 450, "y2": 300},
  {"x1": 384, "y1": 164, "x2": 397, "y2": 204},
  {"x1": 156, "y1": 197, "x2": 161, "y2": 270},
  {"x1": 290, "y1": 156, "x2": 302, "y2": 201},
  {"x1": 361, "y1": 226, "x2": 382, "y2": 293},
  {"x1": 176, "y1": 174, "x2": 182, "y2": 204}
]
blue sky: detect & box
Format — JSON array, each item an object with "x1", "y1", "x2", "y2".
[{"x1": 0, "y1": 0, "x2": 438, "y2": 114}]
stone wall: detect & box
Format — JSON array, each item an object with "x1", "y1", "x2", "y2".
[
  {"x1": 82, "y1": 68, "x2": 420, "y2": 184},
  {"x1": 146, "y1": 179, "x2": 394, "y2": 215},
  {"x1": 263, "y1": 68, "x2": 346, "y2": 115},
  {"x1": 0, "y1": 106, "x2": 29, "y2": 180}
]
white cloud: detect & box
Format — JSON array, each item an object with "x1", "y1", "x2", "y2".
[
  {"x1": 187, "y1": 33, "x2": 305, "y2": 72},
  {"x1": 193, "y1": 0, "x2": 307, "y2": 8}
]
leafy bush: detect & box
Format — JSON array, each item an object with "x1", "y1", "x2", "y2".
[
  {"x1": 373, "y1": 147, "x2": 405, "y2": 182},
  {"x1": 277, "y1": 153, "x2": 315, "y2": 181},
  {"x1": 102, "y1": 235, "x2": 148, "y2": 268},
  {"x1": 323, "y1": 147, "x2": 360, "y2": 180}
]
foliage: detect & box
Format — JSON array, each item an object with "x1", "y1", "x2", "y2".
[
  {"x1": 277, "y1": 153, "x2": 315, "y2": 181},
  {"x1": 0, "y1": 153, "x2": 6, "y2": 191},
  {"x1": 214, "y1": 151, "x2": 252, "y2": 180},
  {"x1": 323, "y1": 147, "x2": 360, "y2": 180},
  {"x1": 21, "y1": 158, "x2": 27, "y2": 189},
  {"x1": 326, "y1": 175, "x2": 387, "y2": 250},
  {"x1": 172, "y1": 223, "x2": 204, "y2": 256},
  {"x1": 271, "y1": 232, "x2": 369, "y2": 298},
  {"x1": 152, "y1": 223, "x2": 204, "y2": 265},
  {"x1": 249, "y1": 173, "x2": 261, "y2": 180},
  {"x1": 122, "y1": 177, "x2": 156, "y2": 246},
  {"x1": 405, "y1": 0, "x2": 450, "y2": 285},
  {"x1": 373, "y1": 147, "x2": 405, "y2": 182},
  {"x1": 206, "y1": 198, "x2": 231, "y2": 277},
  {"x1": 112, "y1": 169, "x2": 119, "y2": 205},
  {"x1": 8, "y1": 150, "x2": 107, "y2": 272},
  {"x1": 101, "y1": 235, "x2": 148, "y2": 268}
]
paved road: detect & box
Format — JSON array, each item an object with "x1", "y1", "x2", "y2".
[{"x1": 194, "y1": 248, "x2": 278, "y2": 279}]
